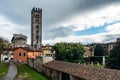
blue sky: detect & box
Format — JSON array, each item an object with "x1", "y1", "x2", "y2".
[
  {"x1": 0, "y1": 0, "x2": 120, "y2": 45},
  {"x1": 74, "y1": 20, "x2": 120, "y2": 36},
  {"x1": 74, "y1": 26, "x2": 105, "y2": 36}
]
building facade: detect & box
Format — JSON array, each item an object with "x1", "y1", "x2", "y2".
[
  {"x1": 41, "y1": 44, "x2": 55, "y2": 57},
  {"x1": 0, "y1": 49, "x2": 13, "y2": 62},
  {"x1": 11, "y1": 34, "x2": 27, "y2": 48},
  {"x1": 13, "y1": 47, "x2": 43, "y2": 64},
  {"x1": 83, "y1": 46, "x2": 94, "y2": 57},
  {"x1": 31, "y1": 7, "x2": 42, "y2": 49}
]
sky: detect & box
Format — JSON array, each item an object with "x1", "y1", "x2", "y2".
[{"x1": 0, "y1": 0, "x2": 120, "y2": 45}]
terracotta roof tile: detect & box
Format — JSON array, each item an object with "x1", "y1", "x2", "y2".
[{"x1": 43, "y1": 60, "x2": 120, "y2": 80}]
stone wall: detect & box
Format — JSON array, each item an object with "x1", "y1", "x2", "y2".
[
  {"x1": 28, "y1": 59, "x2": 120, "y2": 80},
  {"x1": 28, "y1": 56, "x2": 53, "y2": 72},
  {"x1": 43, "y1": 60, "x2": 120, "y2": 80}
]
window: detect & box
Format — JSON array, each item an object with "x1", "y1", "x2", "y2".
[
  {"x1": 36, "y1": 30, "x2": 39, "y2": 34},
  {"x1": 19, "y1": 53, "x2": 21, "y2": 56},
  {"x1": 36, "y1": 14, "x2": 39, "y2": 18},
  {"x1": 36, "y1": 35, "x2": 39, "y2": 39},
  {"x1": 36, "y1": 25, "x2": 39, "y2": 29},
  {"x1": 36, "y1": 19, "x2": 39, "y2": 23},
  {"x1": 24, "y1": 53, "x2": 26, "y2": 56}
]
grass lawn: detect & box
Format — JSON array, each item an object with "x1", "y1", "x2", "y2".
[
  {"x1": 0, "y1": 62, "x2": 9, "y2": 78},
  {"x1": 15, "y1": 64, "x2": 49, "y2": 80}
]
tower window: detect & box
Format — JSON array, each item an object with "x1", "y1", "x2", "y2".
[
  {"x1": 36, "y1": 25, "x2": 39, "y2": 29},
  {"x1": 36, "y1": 15, "x2": 39, "y2": 18},
  {"x1": 36, "y1": 30, "x2": 39, "y2": 34},
  {"x1": 36, "y1": 35, "x2": 39, "y2": 39},
  {"x1": 36, "y1": 19, "x2": 39, "y2": 23}
]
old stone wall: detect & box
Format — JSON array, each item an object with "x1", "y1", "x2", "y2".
[{"x1": 28, "y1": 56, "x2": 53, "y2": 72}]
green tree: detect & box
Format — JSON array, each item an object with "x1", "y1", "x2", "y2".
[
  {"x1": 0, "y1": 37, "x2": 10, "y2": 61},
  {"x1": 52, "y1": 42, "x2": 85, "y2": 63},
  {"x1": 106, "y1": 43, "x2": 120, "y2": 69},
  {"x1": 94, "y1": 44, "x2": 104, "y2": 56}
]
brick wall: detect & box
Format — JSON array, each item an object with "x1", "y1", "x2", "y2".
[{"x1": 13, "y1": 48, "x2": 28, "y2": 64}]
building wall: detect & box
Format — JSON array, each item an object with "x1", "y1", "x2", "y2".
[
  {"x1": 14, "y1": 39, "x2": 27, "y2": 47},
  {"x1": 0, "y1": 51, "x2": 13, "y2": 62},
  {"x1": 41, "y1": 44, "x2": 55, "y2": 57},
  {"x1": 13, "y1": 48, "x2": 28, "y2": 64},
  {"x1": 83, "y1": 46, "x2": 94, "y2": 57},
  {"x1": 28, "y1": 56, "x2": 54, "y2": 72},
  {"x1": 28, "y1": 51, "x2": 43, "y2": 59},
  {"x1": 11, "y1": 34, "x2": 27, "y2": 48},
  {"x1": 107, "y1": 43, "x2": 116, "y2": 55},
  {"x1": 42, "y1": 49, "x2": 55, "y2": 57}
]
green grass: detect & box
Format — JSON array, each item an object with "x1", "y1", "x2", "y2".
[
  {"x1": 0, "y1": 62, "x2": 9, "y2": 78},
  {"x1": 15, "y1": 64, "x2": 49, "y2": 80}
]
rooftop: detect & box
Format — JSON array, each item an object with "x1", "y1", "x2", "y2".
[{"x1": 43, "y1": 60, "x2": 120, "y2": 80}]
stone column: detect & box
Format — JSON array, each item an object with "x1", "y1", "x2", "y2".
[
  {"x1": 70, "y1": 75, "x2": 74, "y2": 80},
  {"x1": 59, "y1": 72, "x2": 62, "y2": 80}
]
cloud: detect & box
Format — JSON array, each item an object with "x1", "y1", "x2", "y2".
[
  {"x1": 43, "y1": 22, "x2": 120, "y2": 45},
  {"x1": 106, "y1": 23, "x2": 120, "y2": 33},
  {"x1": 61, "y1": 4, "x2": 120, "y2": 31},
  {"x1": 0, "y1": 16, "x2": 31, "y2": 43},
  {"x1": 0, "y1": 0, "x2": 120, "y2": 45},
  {"x1": 43, "y1": 25, "x2": 74, "y2": 40}
]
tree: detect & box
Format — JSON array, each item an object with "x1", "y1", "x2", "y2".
[
  {"x1": 94, "y1": 44, "x2": 104, "y2": 56},
  {"x1": 52, "y1": 42, "x2": 85, "y2": 63},
  {"x1": 106, "y1": 43, "x2": 120, "y2": 69},
  {"x1": 0, "y1": 37, "x2": 10, "y2": 61}
]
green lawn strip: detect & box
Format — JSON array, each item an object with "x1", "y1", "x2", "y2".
[
  {"x1": 16, "y1": 64, "x2": 48, "y2": 80},
  {"x1": 0, "y1": 62, "x2": 9, "y2": 78}
]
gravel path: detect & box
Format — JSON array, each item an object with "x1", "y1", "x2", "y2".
[{"x1": 0, "y1": 62, "x2": 17, "y2": 80}]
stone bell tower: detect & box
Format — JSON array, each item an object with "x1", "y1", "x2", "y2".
[{"x1": 31, "y1": 7, "x2": 42, "y2": 48}]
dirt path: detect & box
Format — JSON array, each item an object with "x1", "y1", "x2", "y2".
[{"x1": 0, "y1": 62, "x2": 17, "y2": 80}]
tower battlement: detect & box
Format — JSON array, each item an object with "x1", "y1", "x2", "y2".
[{"x1": 32, "y1": 7, "x2": 42, "y2": 13}]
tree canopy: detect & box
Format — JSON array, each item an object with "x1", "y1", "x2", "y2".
[
  {"x1": 106, "y1": 43, "x2": 120, "y2": 69},
  {"x1": 0, "y1": 37, "x2": 10, "y2": 54},
  {"x1": 52, "y1": 42, "x2": 85, "y2": 63},
  {"x1": 94, "y1": 44, "x2": 104, "y2": 56}
]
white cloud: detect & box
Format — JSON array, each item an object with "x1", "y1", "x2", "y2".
[
  {"x1": 1, "y1": 2, "x2": 120, "y2": 45},
  {"x1": 106, "y1": 23, "x2": 120, "y2": 33},
  {"x1": 60, "y1": 4, "x2": 120, "y2": 31},
  {"x1": 0, "y1": 16, "x2": 31, "y2": 44}
]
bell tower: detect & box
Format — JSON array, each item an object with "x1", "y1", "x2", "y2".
[{"x1": 31, "y1": 7, "x2": 42, "y2": 48}]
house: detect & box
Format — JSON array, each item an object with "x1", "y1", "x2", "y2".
[
  {"x1": 13, "y1": 47, "x2": 43, "y2": 64},
  {"x1": 41, "y1": 44, "x2": 55, "y2": 57},
  {"x1": 0, "y1": 48, "x2": 13, "y2": 62},
  {"x1": 83, "y1": 46, "x2": 94, "y2": 57}
]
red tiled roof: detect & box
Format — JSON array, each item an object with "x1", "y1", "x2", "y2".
[
  {"x1": 43, "y1": 60, "x2": 120, "y2": 80},
  {"x1": 14, "y1": 47, "x2": 42, "y2": 52}
]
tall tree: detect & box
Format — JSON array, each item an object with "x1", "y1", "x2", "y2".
[
  {"x1": 106, "y1": 43, "x2": 120, "y2": 69},
  {"x1": 94, "y1": 44, "x2": 104, "y2": 56},
  {"x1": 53, "y1": 42, "x2": 85, "y2": 63},
  {"x1": 0, "y1": 37, "x2": 10, "y2": 61}
]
